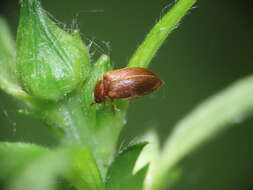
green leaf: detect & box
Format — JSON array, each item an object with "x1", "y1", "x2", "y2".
[
  {"x1": 66, "y1": 146, "x2": 105, "y2": 190},
  {"x1": 17, "y1": 0, "x2": 90, "y2": 100},
  {"x1": 0, "y1": 18, "x2": 17, "y2": 84},
  {"x1": 7, "y1": 149, "x2": 68, "y2": 190},
  {"x1": 150, "y1": 75, "x2": 253, "y2": 190},
  {"x1": 0, "y1": 142, "x2": 48, "y2": 182},
  {"x1": 134, "y1": 130, "x2": 161, "y2": 190},
  {"x1": 0, "y1": 17, "x2": 31, "y2": 101},
  {"x1": 1, "y1": 144, "x2": 104, "y2": 190},
  {"x1": 106, "y1": 143, "x2": 148, "y2": 190},
  {"x1": 128, "y1": 0, "x2": 197, "y2": 68}
]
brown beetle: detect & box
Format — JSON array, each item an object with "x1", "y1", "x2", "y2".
[{"x1": 94, "y1": 67, "x2": 163, "y2": 103}]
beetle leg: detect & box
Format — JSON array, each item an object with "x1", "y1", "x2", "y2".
[
  {"x1": 90, "y1": 102, "x2": 96, "y2": 107},
  {"x1": 110, "y1": 99, "x2": 120, "y2": 113}
]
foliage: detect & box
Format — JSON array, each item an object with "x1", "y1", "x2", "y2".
[{"x1": 1, "y1": 0, "x2": 253, "y2": 190}]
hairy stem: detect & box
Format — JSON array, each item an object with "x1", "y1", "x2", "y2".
[{"x1": 128, "y1": 0, "x2": 197, "y2": 68}]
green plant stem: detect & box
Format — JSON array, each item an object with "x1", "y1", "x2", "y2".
[
  {"x1": 151, "y1": 75, "x2": 253, "y2": 190},
  {"x1": 42, "y1": 55, "x2": 128, "y2": 177},
  {"x1": 128, "y1": 0, "x2": 196, "y2": 68},
  {"x1": 44, "y1": 55, "x2": 110, "y2": 147}
]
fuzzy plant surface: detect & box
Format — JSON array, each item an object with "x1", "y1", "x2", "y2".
[{"x1": 1, "y1": 0, "x2": 253, "y2": 190}]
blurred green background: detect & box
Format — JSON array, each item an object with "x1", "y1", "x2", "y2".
[{"x1": 1, "y1": 0, "x2": 253, "y2": 189}]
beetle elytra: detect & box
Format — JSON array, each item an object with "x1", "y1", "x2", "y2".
[{"x1": 94, "y1": 67, "x2": 163, "y2": 103}]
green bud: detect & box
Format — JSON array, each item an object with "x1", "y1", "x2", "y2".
[{"x1": 17, "y1": 0, "x2": 90, "y2": 100}]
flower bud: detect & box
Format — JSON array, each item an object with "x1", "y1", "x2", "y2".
[{"x1": 17, "y1": 0, "x2": 90, "y2": 100}]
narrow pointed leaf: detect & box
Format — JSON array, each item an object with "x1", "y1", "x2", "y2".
[
  {"x1": 0, "y1": 142, "x2": 48, "y2": 181},
  {"x1": 106, "y1": 143, "x2": 148, "y2": 190},
  {"x1": 66, "y1": 146, "x2": 105, "y2": 190},
  {"x1": 0, "y1": 18, "x2": 30, "y2": 100},
  {"x1": 0, "y1": 18, "x2": 17, "y2": 84},
  {"x1": 151, "y1": 75, "x2": 253, "y2": 190},
  {"x1": 134, "y1": 130, "x2": 161, "y2": 190},
  {"x1": 0, "y1": 143, "x2": 104, "y2": 190},
  {"x1": 128, "y1": 0, "x2": 197, "y2": 68}
]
